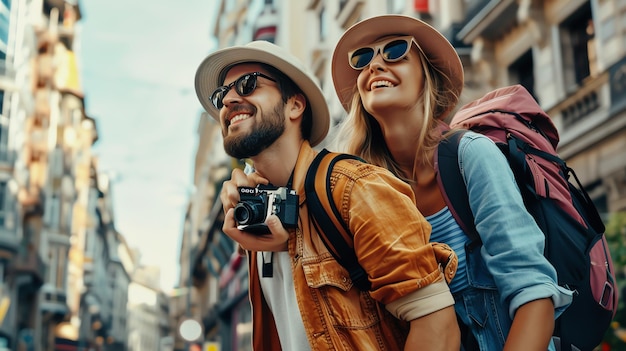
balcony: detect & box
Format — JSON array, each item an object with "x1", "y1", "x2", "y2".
[
  {"x1": 41, "y1": 288, "x2": 70, "y2": 321},
  {"x1": 546, "y1": 70, "x2": 625, "y2": 160},
  {"x1": 0, "y1": 56, "x2": 35, "y2": 113},
  {"x1": 43, "y1": 0, "x2": 82, "y2": 45},
  {"x1": 440, "y1": 22, "x2": 473, "y2": 57},
  {"x1": 11, "y1": 247, "x2": 47, "y2": 291},
  {"x1": 335, "y1": 0, "x2": 365, "y2": 28},
  {"x1": 37, "y1": 54, "x2": 54, "y2": 86},
  {"x1": 0, "y1": 60, "x2": 17, "y2": 91},
  {"x1": 19, "y1": 78, "x2": 36, "y2": 116},
  {"x1": 609, "y1": 55, "x2": 626, "y2": 116},
  {"x1": 0, "y1": 226, "x2": 18, "y2": 255},
  {"x1": 26, "y1": 125, "x2": 49, "y2": 156},
  {"x1": 0, "y1": 147, "x2": 16, "y2": 171},
  {"x1": 457, "y1": 0, "x2": 518, "y2": 43}
]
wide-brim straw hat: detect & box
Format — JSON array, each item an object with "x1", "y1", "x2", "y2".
[
  {"x1": 195, "y1": 40, "x2": 330, "y2": 146},
  {"x1": 331, "y1": 15, "x2": 464, "y2": 119}
]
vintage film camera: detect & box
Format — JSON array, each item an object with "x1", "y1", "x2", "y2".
[{"x1": 234, "y1": 185, "x2": 298, "y2": 234}]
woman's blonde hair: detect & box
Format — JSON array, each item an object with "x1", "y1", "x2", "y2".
[{"x1": 332, "y1": 48, "x2": 459, "y2": 183}]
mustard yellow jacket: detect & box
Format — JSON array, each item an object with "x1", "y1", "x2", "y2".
[{"x1": 248, "y1": 141, "x2": 456, "y2": 351}]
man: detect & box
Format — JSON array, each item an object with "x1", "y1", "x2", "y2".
[{"x1": 194, "y1": 40, "x2": 459, "y2": 351}]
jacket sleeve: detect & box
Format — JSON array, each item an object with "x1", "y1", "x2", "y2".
[
  {"x1": 332, "y1": 161, "x2": 454, "y2": 312},
  {"x1": 458, "y1": 132, "x2": 573, "y2": 319}
]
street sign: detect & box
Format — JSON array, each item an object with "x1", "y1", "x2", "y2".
[{"x1": 204, "y1": 341, "x2": 220, "y2": 351}]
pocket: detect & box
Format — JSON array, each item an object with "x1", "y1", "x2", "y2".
[
  {"x1": 460, "y1": 289, "x2": 509, "y2": 350},
  {"x1": 302, "y1": 258, "x2": 380, "y2": 328},
  {"x1": 465, "y1": 243, "x2": 498, "y2": 290}
]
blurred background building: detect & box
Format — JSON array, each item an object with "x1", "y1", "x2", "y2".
[
  {"x1": 180, "y1": 0, "x2": 626, "y2": 350},
  {"x1": 0, "y1": 1, "x2": 173, "y2": 350},
  {"x1": 0, "y1": 0, "x2": 624, "y2": 350}
]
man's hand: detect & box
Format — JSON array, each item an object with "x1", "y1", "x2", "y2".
[
  {"x1": 223, "y1": 212, "x2": 290, "y2": 252},
  {"x1": 220, "y1": 168, "x2": 269, "y2": 214},
  {"x1": 220, "y1": 168, "x2": 289, "y2": 252}
]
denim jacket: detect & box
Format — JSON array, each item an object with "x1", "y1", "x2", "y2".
[
  {"x1": 247, "y1": 141, "x2": 457, "y2": 351},
  {"x1": 451, "y1": 132, "x2": 573, "y2": 350}
]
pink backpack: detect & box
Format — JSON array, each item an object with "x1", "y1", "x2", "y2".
[{"x1": 437, "y1": 84, "x2": 617, "y2": 351}]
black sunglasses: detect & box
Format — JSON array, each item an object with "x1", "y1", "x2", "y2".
[
  {"x1": 348, "y1": 36, "x2": 419, "y2": 70},
  {"x1": 210, "y1": 72, "x2": 277, "y2": 109}
]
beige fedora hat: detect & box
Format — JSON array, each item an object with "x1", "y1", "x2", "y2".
[
  {"x1": 195, "y1": 40, "x2": 330, "y2": 147},
  {"x1": 331, "y1": 15, "x2": 464, "y2": 119}
]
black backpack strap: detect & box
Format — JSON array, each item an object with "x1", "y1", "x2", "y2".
[
  {"x1": 305, "y1": 149, "x2": 371, "y2": 291},
  {"x1": 436, "y1": 131, "x2": 480, "y2": 247}
]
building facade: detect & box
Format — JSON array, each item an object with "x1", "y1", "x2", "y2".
[
  {"x1": 127, "y1": 265, "x2": 170, "y2": 351},
  {"x1": 184, "y1": 0, "x2": 626, "y2": 350},
  {"x1": 0, "y1": 1, "x2": 152, "y2": 350}
]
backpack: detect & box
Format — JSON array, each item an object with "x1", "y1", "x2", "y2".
[
  {"x1": 305, "y1": 149, "x2": 372, "y2": 291},
  {"x1": 305, "y1": 149, "x2": 458, "y2": 292},
  {"x1": 305, "y1": 84, "x2": 617, "y2": 351},
  {"x1": 437, "y1": 84, "x2": 617, "y2": 351}
]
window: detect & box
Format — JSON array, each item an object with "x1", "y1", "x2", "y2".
[
  {"x1": 56, "y1": 246, "x2": 66, "y2": 289},
  {"x1": 0, "y1": 179, "x2": 12, "y2": 229},
  {"x1": 72, "y1": 108, "x2": 82, "y2": 126},
  {"x1": 508, "y1": 50, "x2": 536, "y2": 102},
  {"x1": 211, "y1": 238, "x2": 228, "y2": 267},
  {"x1": 60, "y1": 198, "x2": 72, "y2": 233},
  {"x1": 0, "y1": 180, "x2": 6, "y2": 227},
  {"x1": 0, "y1": 0, "x2": 9, "y2": 56},
  {"x1": 339, "y1": 0, "x2": 348, "y2": 11},
  {"x1": 318, "y1": 6, "x2": 327, "y2": 41},
  {"x1": 0, "y1": 91, "x2": 7, "y2": 162},
  {"x1": 48, "y1": 246, "x2": 57, "y2": 285},
  {"x1": 46, "y1": 194, "x2": 61, "y2": 229},
  {"x1": 465, "y1": 0, "x2": 491, "y2": 20},
  {"x1": 559, "y1": 3, "x2": 595, "y2": 91}
]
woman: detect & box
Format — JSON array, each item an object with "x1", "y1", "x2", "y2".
[{"x1": 330, "y1": 14, "x2": 573, "y2": 351}]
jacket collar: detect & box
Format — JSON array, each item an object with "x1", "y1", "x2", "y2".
[{"x1": 291, "y1": 140, "x2": 317, "y2": 207}]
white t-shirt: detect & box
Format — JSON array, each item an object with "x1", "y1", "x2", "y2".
[{"x1": 257, "y1": 251, "x2": 312, "y2": 350}]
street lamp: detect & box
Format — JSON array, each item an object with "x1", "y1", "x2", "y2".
[
  {"x1": 179, "y1": 318, "x2": 202, "y2": 341},
  {"x1": 179, "y1": 318, "x2": 202, "y2": 350}
]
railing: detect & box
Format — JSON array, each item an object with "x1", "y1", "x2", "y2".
[
  {"x1": 0, "y1": 147, "x2": 16, "y2": 165},
  {"x1": 12, "y1": 247, "x2": 47, "y2": 288},
  {"x1": 547, "y1": 72, "x2": 608, "y2": 132},
  {"x1": 0, "y1": 60, "x2": 16, "y2": 81},
  {"x1": 40, "y1": 289, "x2": 70, "y2": 320},
  {"x1": 0, "y1": 226, "x2": 18, "y2": 252},
  {"x1": 561, "y1": 90, "x2": 601, "y2": 128}
]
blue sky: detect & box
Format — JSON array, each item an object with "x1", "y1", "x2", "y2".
[{"x1": 79, "y1": 1, "x2": 216, "y2": 290}]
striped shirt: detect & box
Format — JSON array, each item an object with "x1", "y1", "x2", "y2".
[{"x1": 427, "y1": 207, "x2": 470, "y2": 293}]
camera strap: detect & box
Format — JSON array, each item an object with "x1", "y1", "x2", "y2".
[
  {"x1": 262, "y1": 252, "x2": 273, "y2": 278},
  {"x1": 260, "y1": 169, "x2": 295, "y2": 279}
]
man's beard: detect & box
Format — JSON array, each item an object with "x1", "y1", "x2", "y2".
[{"x1": 223, "y1": 103, "x2": 285, "y2": 159}]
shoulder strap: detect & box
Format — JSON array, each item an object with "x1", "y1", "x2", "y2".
[
  {"x1": 436, "y1": 131, "x2": 480, "y2": 246},
  {"x1": 305, "y1": 149, "x2": 371, "y2": 291}
]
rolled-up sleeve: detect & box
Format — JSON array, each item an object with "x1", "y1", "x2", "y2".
[
  {"x1": 332, "y1": 161, "x2": 454, "y2": 314},
  {"x1": 385, "y1": 279, "x2": 454, "y2": 321}
]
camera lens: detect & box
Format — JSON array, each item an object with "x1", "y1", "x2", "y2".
[{"x1": 234, "y1": 202, "x2": 265, "y2": 225}]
